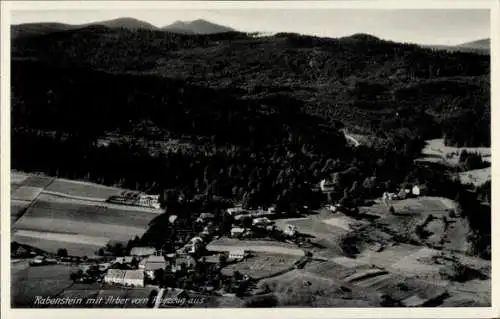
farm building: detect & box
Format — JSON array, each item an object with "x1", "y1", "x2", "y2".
[
  {"x1": 141, "y1": 255, "x2": 167, "y2": 279},
  {"x1": 199, "y1": 213, "x2": 215, "y2": 220},
  {"x1": 228, "y1": 249, "x2": 247, "y2": 262},
  {"x1": 104, "y1": 269, "x2": 127, "y2": 285},
  {"x1": 252, "y1": 217, "x2": 273, "y2": 227},
  {"x1": 114, "y1": 256, "x2": 136, "y2": 264},
  {"x1": 284, "y1": 225, "x2": 298, "y2": 237},
  {"x1": 104, "y1": 269, "x2": 145, "y2": 287},
  {"x1": 130, "y1": 247, "x2": 156, "y2": 257},
  {"x1": 412, "y1": 185, "x2": 428, "y2": 197},
  {"x1": 226, "y1": 207, "x2": 245, "y2": 216},
  {"x1": 230, "y1": 227, "x2": 245, "y2": 237},
  {"x1": 184, "y1": 237, "x2": 204, "y2": 254},
  {"x1": 123, "y1": 270, "x2": 145, "y2": 287},
  {"x1": 319, "y1": 179, "x2": 336, "y2": 192},
  {"x1": 170, "y1": 254, "x2": 197, "y2": 273},
  {"x1": 137, "y1": 194, "x2": 161, "y2": 209}
]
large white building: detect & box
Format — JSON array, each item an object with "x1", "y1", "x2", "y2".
[{"x1": 103, "y1": 269, "x2": 145, "y2": 287}]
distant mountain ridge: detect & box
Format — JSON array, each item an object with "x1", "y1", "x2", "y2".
[
  {"x1": 422, "y1": 38, "x2": 490, "y2": 55},
  {"x1": 457, "y1": 38, "x2": 490, "y2": 50},
  {"x1": 12, "y1": 17, "x2": 236, "y2": 38}
]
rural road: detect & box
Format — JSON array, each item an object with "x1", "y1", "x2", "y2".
[
  {"x1": 153, "y1": 288, "x2": 165, "y2": 308},
  {"x1": 343, "y1": 131, "x2": 361, "y2": 147}
]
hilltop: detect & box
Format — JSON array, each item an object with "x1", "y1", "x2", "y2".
[
  {"x1": 91, "y1": 17, "x2": 158, "y2": 30},
  {"x1": 11, "y1": 18, "x2": 236, "y2": 38},
  {"x1": 162, "y1": 19, "x2": 235, "y2": 34},
  {"x1": 422, "y1": 38, "x2": 490, "y2": 55},
  {"x1": 457, "y1": 38, "x2": 490, "y2": 50}
]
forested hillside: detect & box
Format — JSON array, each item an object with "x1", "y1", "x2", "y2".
[{"x1": 11, "y1": 25, "x2": 491, "y2": 258}]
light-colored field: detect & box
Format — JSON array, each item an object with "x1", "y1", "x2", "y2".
[
  {"x1": 357, "y1": 196, "x2": 470, "y2": 254},
  {"x1": 14, "y1": 229, "x2": 110, "y2": 247},
  {"x1": 207, "y1": 238, "x2": 304, "y2": 256},
  {"x1": 35, "y1": 193, "x2": 162, "y2": 214},
  {"x1": 12, "y1": 264, "x2": 79, "y2": 307},
  {"x1": 12, "y1": 234, "x2": 103, "y2": 257},
  {"x1": 458, "y1": 167, "x2": 491, "y2": 186},
  {"x1": 321, "y1": 216, "x2": 367, "y2": 231},
  {"x1": 355, "y1": 244, "x2": 423, "y2": 269},
  {"x1": 262, "y1": 269, "x2": 377, "y2": 307},
  {"x1": 11, "y1": 200, "x2": 31, "y2": 223},
  {"x1": 11, "y1": 186, "x2": 43, "y2": 202},
  {"x1": 221, "y1": 253, "x2": 300, "y2": 279},
  {"x1": 14, "y1": 217, "x2": 148, "y2": 243},
  {"x1": 11, "y1": 187, "x2": 159, "y2": 255},
  {"x1": 11, "y1": 171, "x2": 29, "y2": 184},
  {"x1": 420, "y1": 139, "x2": 491, "y2": 165},
  {"x1": 45, "y1": 179, "x2": 125, "y2": 200}
]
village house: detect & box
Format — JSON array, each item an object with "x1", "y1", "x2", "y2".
[
  {"x1": 98, "y1": 262, "x2": 112, "y2": 272},
  {"x1": 104, "y1": 269, "x2": 126, "y2": 286},
  {"x1": 319, "y1": 179, "x2": 336, "y2": 192},
  {"x1": 230, "y1": 227, "x2": 245, "y2": 237},
  {"x1": 137, "y1": 194, "x2": 161, "y2": 209},
  {"x1": 252, "y1": 217, "x2": 273, "y2": 227},
  {"x1": 226, "y1": 206, "x2": 245, "y2": 216},
  {"x1": 124, "y1": 270, "x2": 145, "y2": 287},
  {"x1": 114, "y1": 256, "x2": 136, "y2": 264},
  {"x1": 130, "y1": 246, "x2": 156, "y2": 257},
  {"x1": 141, "y1": 255, "x2": 167, "y2": 279},
  {"x1": 170, "y1": 254, "x2": 197, "y2": 273},
  {"x1": 186, "y1": 236, "x2": 204, "y2": 254},
  {"x1": 104, "y1": 269, "x2": 145, "y2": 287},
  {"x1": 412, "y1": 185, "x2": 428, "y2": 197},
  {"x1": 228, "y1": 249, "x2": 247, "y2": 262},
  {"x1": 284, "y1": 224, "x2": 298, "y2": 237}
]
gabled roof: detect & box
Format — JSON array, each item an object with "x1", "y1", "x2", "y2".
[
  {"x1": 105, "y1": 269, "x2": 126, "y2": 279},
  {"x1": 130, "y1": 247, "x2": 156, "y2": 256},
  {"x1": 147, "y1": 255, "x2": 166, "y2": 263},
  {"x1": 124, "y1": 270, "x2": 144, "y2": 281}
]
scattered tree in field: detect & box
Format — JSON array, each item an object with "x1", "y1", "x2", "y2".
[{"x1": 57, "y1": 248, "x2": 68, "y2": 258}]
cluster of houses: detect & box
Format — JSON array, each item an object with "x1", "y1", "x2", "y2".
[
  {"x1": 382, "y1": 185, "x2": 427, "y2": 202},
  {"x1": 100, "y1": 246, "x2": 200, "y2": 288}
]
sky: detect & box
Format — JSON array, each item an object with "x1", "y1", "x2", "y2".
[{"x1": 11, "y1": 8, "x2": 490, "y2": 46}]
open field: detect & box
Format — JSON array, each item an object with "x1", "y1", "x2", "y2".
[
  {"x1": 10, "y1": 182, "x2": 159, "y2": 255},
  {"x1": 261, "y1": 269, "x2": 378, "y2": 307},
  {"x1": 12, "y1": 264, "x2": 78, "y2": 308},
  {"x1": 20, "y1": 174, "x2": 55, "y2": 188},
  {"x1": 11, "y1": 171, "x2": 29, "y2": 184},
  {"x1": 355, "y1": 197, "x2": 470, "y2": 253},
  {"x1": 45, "y1": 178, "x2": 125, "y2": 200},
  {"x1": 11, "y1": 186, "x2": 44, "y2": 202},
  {"x1": 12, "y1": 233, "x2": 104, "y2": 257},
  {"x1": 221, "y1": 252, "x2": 300, "y2": 279},
  {"x1": 419, "y1": 138, "x2": 491, "y2": 166},
  {"x1": 207, "y1": 238, "x2": 304, "y2": 256},
  {"x1": 11, "y1": 200, "x2": 31, "y2": 224},
  {"x1": 274, "y1": 209, "x2": 355, "y2": 258},
  {"x1": 458, "y1": 167, "x2": 491, "y2": 186}
]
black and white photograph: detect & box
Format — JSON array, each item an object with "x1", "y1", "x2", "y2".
[{"x1": 1, "y1": 0, "x2": 497, "y2": 315}]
